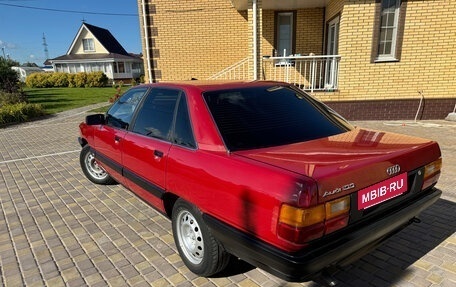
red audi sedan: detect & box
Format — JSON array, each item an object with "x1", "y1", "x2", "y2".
[{"x1": 78, "y1": 81, "x2": 442, "y2": 282}]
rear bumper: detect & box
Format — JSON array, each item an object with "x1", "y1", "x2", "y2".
[{"x1": 203, "y1": 188, "x2": 441, "y2": 282}]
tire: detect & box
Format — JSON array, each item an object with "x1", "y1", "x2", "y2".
[
  {"x1": 172, "y1": 199, "x2": 231, "y2": 277},
  {"x1": 79, "y1": 145, "x2": 116, "y2": 185}
]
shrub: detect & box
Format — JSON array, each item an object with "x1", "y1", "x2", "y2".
[
  {"x1": 0, "y1": 57, "x2": 20, "y2": 93},
  {"x1": 50, "y1": 72, "x2": 69, "y2": 87},
  {"x1": 26, "y1": 73, "x2": 52, "y2": 88},
  {"x1": 86, "y1": 71, "x2": 108, "y2": 87},
  {"x1": 0, "y1": 91, "x2": 27, "y2": 105},
  {"x1": 74, "y1": 72, "x2": 88, "y2": 88},
  {"x1": 67, "y1": 73, "x2": 77, "y2": 88},
  {"x1": 25, "y1": 72, "x2": 109, "y2": 88},
  {"x1": 113, "y1": 80, "x2": 124, "y2": 89},
  {"x1": 109, "y1": 86, "x2": 122, "y2": 103},
  {"x1": 25, "y1": 73, "x2": 40, "y2": 88},
  {"x1": 0, "y1": 103, "x2": 45, "y2": 125}
]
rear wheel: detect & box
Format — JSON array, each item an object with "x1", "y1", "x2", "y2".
[
  {"x1": 80, "y1": 145, "x2": 115, "y2": 185},
  {"x1": 172, "y1": 199, "x2": 230, "y2": 276}
]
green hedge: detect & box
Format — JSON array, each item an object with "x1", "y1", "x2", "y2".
[
  {"x1": 0, "y1": 91, "x2": 27, "y2": 105},
  {"x1": 0, "y1": 103, "x2": 45, "y2": 125},
  {"x1": 26, "y1": 71, "x2": 108, "y2": 88}
]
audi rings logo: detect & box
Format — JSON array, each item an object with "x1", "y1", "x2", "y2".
[{"x1": 386, "y1": 164, "x2": 401, "y2": 176}]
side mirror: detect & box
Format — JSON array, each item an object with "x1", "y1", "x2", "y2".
[{"x1": 85, "y1": 114, "x2": 105, "y2": 125}]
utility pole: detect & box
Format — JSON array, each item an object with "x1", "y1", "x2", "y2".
[{"x1": 42, "y1": 33, "x2": 49, "y2": 60}]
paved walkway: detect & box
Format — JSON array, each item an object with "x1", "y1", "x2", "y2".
[{"x1": 0, "y1": 106, "x2": 455, "y2": 287}]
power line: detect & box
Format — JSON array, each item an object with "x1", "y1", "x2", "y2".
[{"x1": 0, "y1": 2, "x2": 138, "y2": 17}]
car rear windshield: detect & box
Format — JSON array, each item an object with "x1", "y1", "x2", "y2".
[{"x1": 203, "y1": 85, "x2": 353, "y2": 151}]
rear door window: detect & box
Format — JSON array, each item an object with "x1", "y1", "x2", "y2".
[
  {"x1": 131, "y1": 88, "x2": 180, "y2": 141},
  {"x1": 172, "y1": 95, "x2": 196, "y2": 149}
]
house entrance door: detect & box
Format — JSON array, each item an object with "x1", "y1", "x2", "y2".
[{"x1": 326, "y1": 16, "x2": 340, "y2": 90}]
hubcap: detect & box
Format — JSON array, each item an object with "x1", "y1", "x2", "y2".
[
  {"x1": 176, "y1": 210, "x2": 204, "y2": 265},
  {"x1": 85, "y1": 151, "x2": 108, "y2": 180}
]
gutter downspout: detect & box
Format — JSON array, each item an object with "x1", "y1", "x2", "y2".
[
  {"x1": 141, "y1": 0, "x2": 153, "y2": 83},
  {"x1": 253, "y1": 0, "x2": 258, "y2": 80}
]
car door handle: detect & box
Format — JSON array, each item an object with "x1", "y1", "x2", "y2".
[
  {"x1": 114, "y1": 136, "x2": 121, "y2": 143},
  {"x1": 154, "y1": 150, "x2": 164, "y2": 158}
]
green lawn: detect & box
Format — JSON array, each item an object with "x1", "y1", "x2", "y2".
[{"x1": 24, "y1": 87, "x2": 127, "y2": 114}]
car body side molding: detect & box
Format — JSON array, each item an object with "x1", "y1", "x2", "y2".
[
  {"x1": 123, "y1": 168, "x2": 165, "y2": 199},
  {"x1": 92, "y1": 148, "x2": 123, "y2": 175},
  {"x1": 92, "y1": 147, "x2": 165, "y2": 200}
]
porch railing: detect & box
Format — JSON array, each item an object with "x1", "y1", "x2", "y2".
[
  {"x1": 208, "y1": 57, "x2": 252, "y2": 80},
  {"x1": 262, "y1": 55, "x2": 341, "y2": 92},
  {"x1": 208, "y1": 55, "x2": 341, "y2": 92}
]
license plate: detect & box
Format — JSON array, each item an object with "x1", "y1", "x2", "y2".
[{"x1": 358, "y1": 172, "x2": 408, "y2": 210}]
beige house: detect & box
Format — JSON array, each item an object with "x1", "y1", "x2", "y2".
[
  {"x1": 50, "y1": 23, "x2": 144, "y2": 83},
  {"x1": 137, "y1": 0, "x2": 456, "y2": 120}
]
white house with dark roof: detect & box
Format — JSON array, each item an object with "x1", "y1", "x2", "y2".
[{"x1": 50, "y1": 22, "x2": 143, "y2": 83}]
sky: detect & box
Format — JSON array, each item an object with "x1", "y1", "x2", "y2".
[{"x1": 0, "y1": 0, "x2": 142, "y2": 65}]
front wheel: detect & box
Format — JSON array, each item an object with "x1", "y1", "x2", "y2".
[
  {"x1": 79, "y1": 145, "x2": 116, "y2": 185},
  {"x1": 172, "y1": 199, "x2": 231, "y2": 277}
]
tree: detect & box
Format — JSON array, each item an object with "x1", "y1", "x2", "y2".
[
  {"x1": 0, "y1": 57, "x2": 20, "y2": 93},
  {"x1": 22, "y1": 62, "x2": 39, "y2": 67}
]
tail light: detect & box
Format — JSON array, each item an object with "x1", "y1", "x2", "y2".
[
  {"x1": 422, "y1": 158, "x2": 442, "y2": 190},
  {"x1": 278, "y1": 195, "x2": 350, "y2": 244}
]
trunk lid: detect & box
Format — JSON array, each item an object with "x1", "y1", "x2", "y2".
[{"x1": 235, "y1": 128, "x2": 441, "y2": 203}]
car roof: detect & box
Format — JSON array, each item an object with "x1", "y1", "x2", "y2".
[{"x1": 134, "y1": 80, "x2": 288, "y2": 93}]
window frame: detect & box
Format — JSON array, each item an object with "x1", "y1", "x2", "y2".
[
  {"x1": 372, "y1": 0, "x2": 406, "y2": 63},
  {"x1": 130, "y1": 88, "x2": 179, "y2": 141},
  {"x1": 275, "y1": 11, "x2": 297, "y2": 57},
  {"x1": 129, "y1": 88, "x2": 197, "y2": 149},
  {"x1": 326, "y1": 15, "x2": 340, "y2": 56},
  {"x1": 113, "y1": 62, "x2": 126, "y2": 74},
  {"x1": 171, "y1": 93, "x2": 197, "y2": 149},
  {"x1": 105, "y1": 87, "x2": 149, "y2": 130},
  {"x1": 82, "y1": 38, "x2": 95, "y2": 52}
]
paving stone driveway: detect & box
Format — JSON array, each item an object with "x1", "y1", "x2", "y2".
[{"x1": 0, "y1": 105, "x2": 455, "y2": 287}]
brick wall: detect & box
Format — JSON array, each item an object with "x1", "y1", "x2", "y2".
[
  {"x1": 332, "y1": 0, "x2": 456, "y2": 101},
  {"x1": 326, "y1": 98, "x2": 456, "y2": 121},
  {"x1": 326, "y1": 0, "x2": 344, "y2": 25},
  {"x1": 137, "y1": 0, "x2": 456, "y2": 120},
  {"x1": 138, "y1": 0, "x2": 250, "y2": 82},
  {"x1": 138, "y1": 0, "x2": 326, "y2": 82}
]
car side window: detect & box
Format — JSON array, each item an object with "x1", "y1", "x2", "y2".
[
  {"x1": 106, "y1": 87, "x2": 148, "y2": 129},
  {"x1": 132, "y1": 88, "x2": 179, "y2": 141},
  {"x1": 172, "y1": 95, "x2": 196, "y2": 149}
]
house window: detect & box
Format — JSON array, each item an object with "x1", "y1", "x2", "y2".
[
  {"x1": 276, "y1": 12, "x2": 295, "y2": 57},
  {"x1": 69, "y1": 64, "x2": 77, "y2": 73},
  {"x1": 113, "y1": 62, "x2": 126, "y2": 73},
  {"x1": 376, "y1": 0, "x2": 401, "y2": 61},
  {"x1": 82, "y1": 38, "x2": 95, "y2": 52}
]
